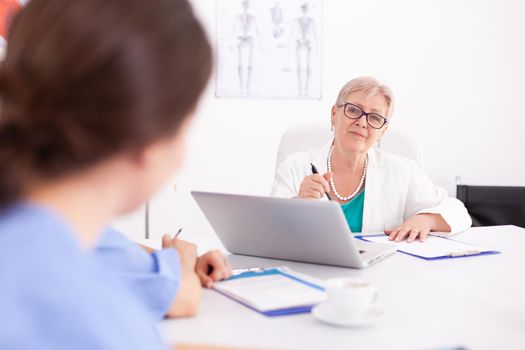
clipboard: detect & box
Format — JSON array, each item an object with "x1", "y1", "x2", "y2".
[
  {"x1": 356, "y1": 234, "x2": 500, "y2": 261},
  {"x1": 212, "y1": 267, "x2": 326, "y2": 317}
]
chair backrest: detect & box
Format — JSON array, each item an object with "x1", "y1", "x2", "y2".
[
  {"x1": 457, "y1": 185, "x2": 525, "y2": 227},
  {"x1": 275, "y1": 122, "x2": 423, "y2": 170}
]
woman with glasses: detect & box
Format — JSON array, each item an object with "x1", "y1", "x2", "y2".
[{"x1": 271, "y1": 77, "x2": 471, "y2": 242}]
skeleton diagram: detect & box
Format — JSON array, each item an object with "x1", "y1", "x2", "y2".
[
  {"x1": 269, "y1": 2, "x2": 284, "y2": 39},
  {"x1": 290, "y1": 3, "x2": 317, "y2": 97},
  {"x1": 232, "y1": 0, "x2": 258, "y2": 96}
]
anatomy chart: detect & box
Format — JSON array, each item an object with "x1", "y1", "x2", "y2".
[{"x1": 215, "y1": 0, "x2": 322, "y2": 99}]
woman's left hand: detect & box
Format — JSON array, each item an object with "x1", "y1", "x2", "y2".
[
  {"x1": 195, "y1": 250, "x2": 232, "y2": 288},
  {"x1": 385, "y1": 214, "x2": 437, "y2": 242}
]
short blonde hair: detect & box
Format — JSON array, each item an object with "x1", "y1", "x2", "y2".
[{"x1": 335, "y1": 77, "x2": 394, "y2": 117}]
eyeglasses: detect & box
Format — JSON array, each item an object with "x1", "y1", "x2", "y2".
[{"x1": 337, "y1": 102, "x2": 388, "y2": 129}]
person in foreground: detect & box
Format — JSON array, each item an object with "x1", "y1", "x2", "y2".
[
  {"x1": 272, "y1": 77, "x2": 472, "y2": 242},
  {"x1": 0, "y1": 0, "x2": 234, "y2": 349},
  {"x1": 0, "y1": 0, "x2": 233, "y2": 322}
]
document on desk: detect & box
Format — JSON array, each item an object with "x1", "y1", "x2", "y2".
[
  {"x1": 213, "y1": 267, "x2": 326, "y2": 316},
  {"x1": 358, "y1": 234, "x2": 500, "y2": 260}
]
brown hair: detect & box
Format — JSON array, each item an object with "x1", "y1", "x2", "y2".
[{"x1": 0, "y1": 0, "x2": 212, "y2": 208}]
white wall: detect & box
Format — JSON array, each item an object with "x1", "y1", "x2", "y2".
[{"x1": 115, "y1": 0, "x2": 525, "y2": 240}]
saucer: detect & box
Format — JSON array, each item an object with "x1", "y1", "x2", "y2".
[{"x1": 311, "y1": 302, "x2": 385, "y2": 327}]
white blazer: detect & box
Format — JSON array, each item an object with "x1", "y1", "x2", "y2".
[{"x1": 271, "y1": 142, "x2": 472, "y2": 234}]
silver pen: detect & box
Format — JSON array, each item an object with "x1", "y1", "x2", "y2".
[
  {"x1": 449, "y1": 250, "x2": 480, "y2": 257},
  {"x1": 231, "y1": 267, "x2": 266, "y2": 276}
]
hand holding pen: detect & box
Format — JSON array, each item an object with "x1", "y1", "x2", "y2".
[
  {"x1": 310, "y1": 164, "x2": 333, "y2": 201},
  {"x1": 161, "y1": 228, "x2": 232, "y2": 288},
  {"x1": 162, "y1": 228, "x2": 198, "y2": 267},
  {"x1": 161, "y1": 227, "x2": 183, "y2": 248},
  {"x1": 296, "y1": 163, "x2": 333, "y2": 200}
]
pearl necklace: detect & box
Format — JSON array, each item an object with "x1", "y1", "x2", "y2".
[{"x1": 327, "y1": 144, "x2": 368, "y2": 202}]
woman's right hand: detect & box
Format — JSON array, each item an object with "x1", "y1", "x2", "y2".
[
  {"x1": 162, "y1": 234, "x2": 198, "y2": 269},
  {"x1": 162, "y1": 234, "x2": 201, "y2": 318},
  {"x1": 297, "y1": 172, "x2": 332, "y2": 199}
]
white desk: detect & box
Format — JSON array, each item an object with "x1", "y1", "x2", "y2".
[{"x1": 157, "y1": 225, "x2": 525, "y2": 350}]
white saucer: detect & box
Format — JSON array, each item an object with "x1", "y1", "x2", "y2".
[{"x1": 311, "y1": 302, "x2": 385, "y2": 327}]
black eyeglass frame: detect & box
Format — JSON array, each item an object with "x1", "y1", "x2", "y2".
[{"x1": 337, "y1": 102, "x2": 389, "y2": 129}]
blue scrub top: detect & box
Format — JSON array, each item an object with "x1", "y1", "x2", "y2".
[
  {"x1": 0, "y1": 204, "x2": 166, "y2": 350},
  {"x1": 95, "y1": 229, "x2": 181, "y2": 321}
]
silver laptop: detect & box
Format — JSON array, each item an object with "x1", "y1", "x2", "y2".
[{"x1": 191, "y1": 191, "x2": 396, "y2": 268}]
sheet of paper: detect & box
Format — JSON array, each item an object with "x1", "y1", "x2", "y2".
[
  {"x1": 214, "y1": 274, "x2": 326, "y2": 312},
  {"x1": 362, "y1": 235, "x2": 493, "y2": 258}
]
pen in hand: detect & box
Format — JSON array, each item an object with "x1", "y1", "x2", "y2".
[
  {"x1": 310, "y1": 163, "x2": 332, "y2": 201},
  {"x1": 174, "y1": 227, "x2": 183, "y2": 239},
  {"x1": 161, "y1": 228, "x2": 183, "y2": 251}
]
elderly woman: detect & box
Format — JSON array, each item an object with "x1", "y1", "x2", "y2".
[{"x1": 271, "y1": 77, "x2": 471, "y2": 242}]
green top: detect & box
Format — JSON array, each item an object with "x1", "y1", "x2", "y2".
[{"x1": 340, "y1": 189, "x2": 365, "y2": 234}]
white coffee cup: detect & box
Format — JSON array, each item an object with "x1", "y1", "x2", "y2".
[{"x1": 324, "y1": 278, "x2": 378, "y2": 318}]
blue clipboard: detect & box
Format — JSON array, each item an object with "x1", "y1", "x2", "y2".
[
  {"x1": 356, "y1": 234, "x2": 500, "y2": 261},
  {"x1": 212, "y1": 268, "x2": 325, "y2": 317}
]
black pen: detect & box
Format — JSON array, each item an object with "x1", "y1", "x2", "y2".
[
  {"x1": 173, "y1": 227, "x2": 183, "y2": 239},
  {"x1": 310, "y1": 163, "x2": 332, "y2": 201}
]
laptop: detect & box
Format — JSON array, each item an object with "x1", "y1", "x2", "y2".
[{"x1": 191, "y1": 191, "x2": 396, "y2": 268}]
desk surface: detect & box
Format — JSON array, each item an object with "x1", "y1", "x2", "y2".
[{"x1": 157, "y1": 225, "x2": 525, "y2": 350}]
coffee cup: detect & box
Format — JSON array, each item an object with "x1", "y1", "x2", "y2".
[{"x1": 324, "y1": 278, "x2": 378, "y2": 318}]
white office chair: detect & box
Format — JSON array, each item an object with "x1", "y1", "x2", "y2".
[{"x1": 275, "y1": 122, "x2": 422, "y2": 170}]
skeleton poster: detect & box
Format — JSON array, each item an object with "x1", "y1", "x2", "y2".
[{"x1": 215, "y1": 0, "x2": 322, "y2": 99}]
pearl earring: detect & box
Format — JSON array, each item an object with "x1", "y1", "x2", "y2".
[
  {"x1": 377, "y1": 139, "x2": 382, "y2": 148},
  {"x1": 330, "y1": 124, "x2": 334, "y2": 132}
]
